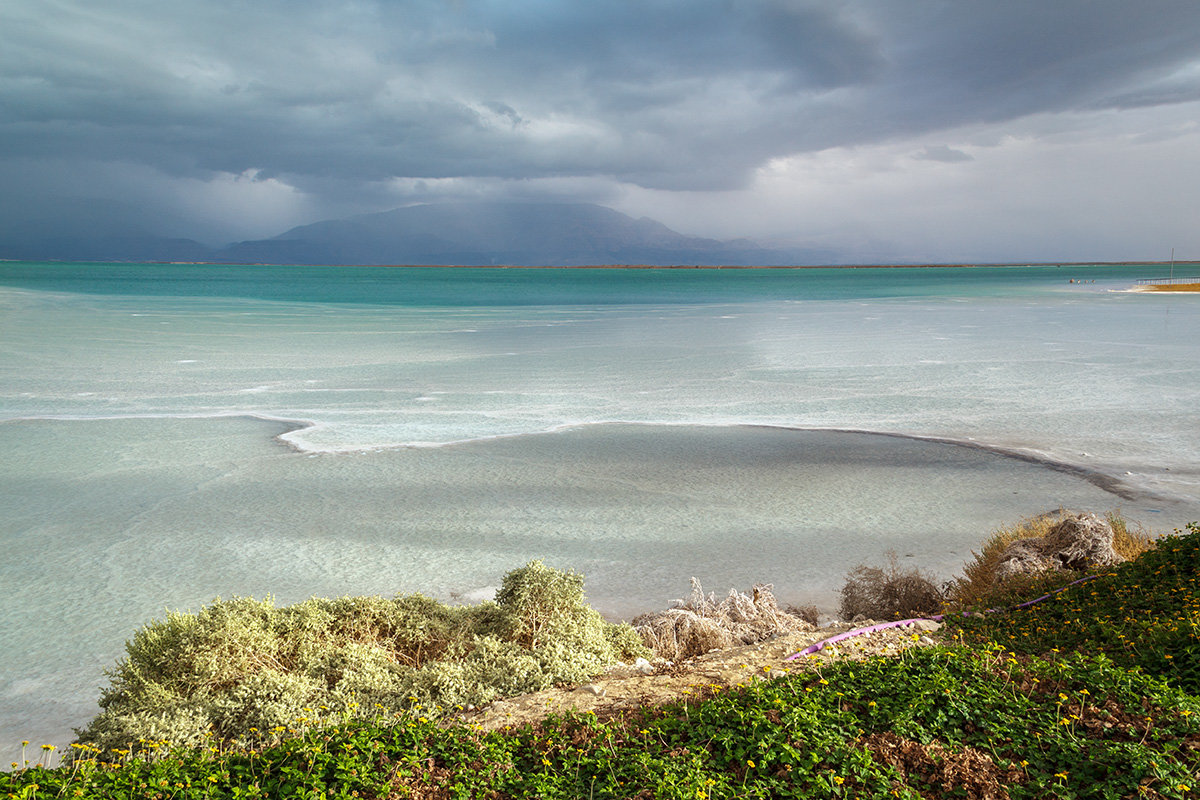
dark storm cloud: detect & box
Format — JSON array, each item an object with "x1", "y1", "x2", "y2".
[
  {"x1": 859, "y1": 1, "x2": 1200, "y2": 124},
  {"x1": 2, "y1": 0, "x2": 1200, "y2": 241}
]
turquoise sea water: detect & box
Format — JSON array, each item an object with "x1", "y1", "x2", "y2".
[
  {"x1": 2, "y1": 261, "x2": 1198, "y2": 758},
  {"x1": 0, "y1": 261, "x2": 1173, "y2": 304}
]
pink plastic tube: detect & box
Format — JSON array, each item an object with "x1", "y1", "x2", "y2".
[{"x1": 784, "y1": 574, "x2": 1101, "y2": 661}]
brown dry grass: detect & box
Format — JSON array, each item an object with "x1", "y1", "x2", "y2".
[
  {"x1": 783, "y1": 604, "x2": 821, "y2": 626},
  {"x1": 947, "y1": 510, "x2": 1155, "y2": 609},
  {"x1": 861, "y1": 732, "x2": 1021, "y2": 800}
]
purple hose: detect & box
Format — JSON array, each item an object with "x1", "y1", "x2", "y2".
[{"x1": 785, "y1": 574, "x2": 1101, "y2": 661}]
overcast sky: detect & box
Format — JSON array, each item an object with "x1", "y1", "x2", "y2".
[{"x1": 3, "y1": 0, "x2": 1199, "y2": 262}]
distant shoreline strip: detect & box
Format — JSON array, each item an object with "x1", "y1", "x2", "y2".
[{"x1": 86, "y1": 260, "x2": 1200, "y2": 270}]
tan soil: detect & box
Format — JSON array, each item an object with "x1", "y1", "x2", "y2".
[
  {"x1": 1131, "y1": 282, "x2": 1200, "y2": 292},
  {"x1": 1145, "y1": 283, "x2": 1200, "y2": 292},
  {"x1": 455, "y1": 620, "x2": 945, "y2": 731}
]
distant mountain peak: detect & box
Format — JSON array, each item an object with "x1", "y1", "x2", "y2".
[
  {"x1": 1, "y1": 201, "x2": 834, "y2": 266},
  {"x1": 218, "y1": 201, "x2": 808, "y2": 266}
]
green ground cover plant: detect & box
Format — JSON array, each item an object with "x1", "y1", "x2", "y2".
[
  {"x1": 5, "y1": 645, "x2": 1197, "y2": 799},
  {"x1": 5, "y1": 520, "x2": 1198, "y2": 799},
  {"x1": 949, "y1": 522, "x2": 1200, "y2": 694}
]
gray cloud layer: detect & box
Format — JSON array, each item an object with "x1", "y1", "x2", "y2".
[{"x1": 3, "y1": 1, "x2": 1200, "y2": 255}]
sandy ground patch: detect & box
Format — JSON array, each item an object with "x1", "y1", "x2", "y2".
[
  {"x1": 455, "y1": 620, "x2": 944, "y2": 731},
  {"x1": 1127, "y1": 282, "x2": 1200, "y2": 292}
]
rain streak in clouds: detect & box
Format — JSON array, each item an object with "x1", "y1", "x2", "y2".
[{"x1": 3, "y1": 0, "x2": 1200, "y2": 261}]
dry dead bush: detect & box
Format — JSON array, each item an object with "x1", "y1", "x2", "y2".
[
  {"x1": 784, "y1": 604, "x2": 821, "y2": 627},
  {"x1": 838, "y1": 552, "x2": 944, "y2": 621},
  {"x1": 948, "y1": 510, "x2": 1155, "y2": 609},
  {"x1": 633, "y1": 579, "x2": 814, "y2": 660}
]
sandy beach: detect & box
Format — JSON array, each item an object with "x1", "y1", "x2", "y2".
[{"x1": 1131, "y1": 282, "x2": 1200, "y2": 292}]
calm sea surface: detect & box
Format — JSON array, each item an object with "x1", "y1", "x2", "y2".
[{"x1": 2, "y1": 262, "x2": 1198, "y2": 757}]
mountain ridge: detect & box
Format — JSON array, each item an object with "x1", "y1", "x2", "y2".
[
  {"x1": 0, "y1": 202, "x2": 832, "y2": 266},
  {"x1": 217, "y1": 202, "x2": 815, "y2": 266}
]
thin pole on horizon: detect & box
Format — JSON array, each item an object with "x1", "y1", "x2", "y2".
[{"x1": 1170, "y1": 247, "x2": 1175, "y2": 283}]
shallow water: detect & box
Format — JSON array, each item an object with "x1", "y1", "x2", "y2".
[{"x1": 1, "y1": 262, "x2": 1198, "y2": 759}]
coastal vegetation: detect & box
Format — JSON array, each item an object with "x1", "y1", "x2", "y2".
[
  {"x1": 838, "y1": 552, "x2": 945, "y2": 622},
  {"x1": 72, "y1": 560, "x2": 648, "y2": 755},
  {"x1": 949, "y1": 520, "x2": 1199, "y2": 694},
  {"x1": 4, "y1": 519, "x2": 1198, "y2": 799},
  {"x1": 633, "y1": 579, "x2": 813, "y2": 661},
  {"x1": 833, "y1": 510, "x2": 1155, "y2": 624},
  {"x1": 944, "y1": 511, "x2": 1155, "y2": 611}
]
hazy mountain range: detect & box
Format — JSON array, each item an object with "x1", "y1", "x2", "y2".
[{"x1": 0, "y1": 202, "x2": 833, "y2": 266}]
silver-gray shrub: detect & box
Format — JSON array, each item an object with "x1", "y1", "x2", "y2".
[{"x1": 75, "y1": 561, "x2": 648, "y2": 755}]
